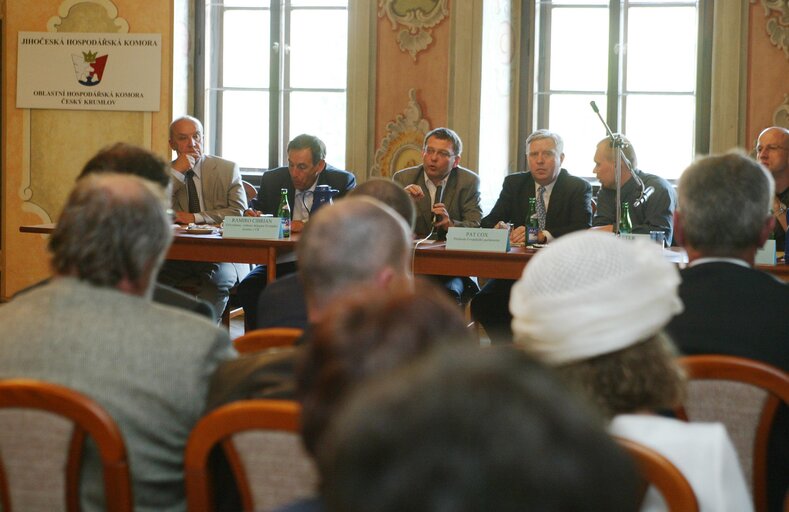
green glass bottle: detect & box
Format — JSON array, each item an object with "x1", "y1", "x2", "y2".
[
  {"x1": 527, "y1": 197, "x2": 539, "y2": 245},
  {"x1": 619, "y1": 202, "x2": 633, "y2": 235},
  {"x1": 277, "y1": 188, "x2": 291, "y2": 239}
]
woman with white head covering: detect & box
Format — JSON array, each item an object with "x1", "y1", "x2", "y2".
[{"x1": 510, "y1": 231, "x2": 752, "y2": 512}]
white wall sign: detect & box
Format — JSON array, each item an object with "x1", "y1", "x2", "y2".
[{"x1": 16, "y1": 32, "x2": 162, "y2": 112}]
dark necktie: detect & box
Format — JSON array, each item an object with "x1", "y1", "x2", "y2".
[
  {"x1": 536, "y1": 186, "x2": 546, "y2": 231},
  {"x1": 185, "y1": 170, "x2": 201, "y2": 213}
]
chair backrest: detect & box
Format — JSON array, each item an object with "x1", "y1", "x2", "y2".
[
  {"x1": 675, "y1": 355, "x2": 789, "y2": 512},
  {"x1": 615, "y1": 436, "x2": 699, "y2": 512},
  {"x1": 233, "y1": 327, "x2": 304, "y2": 354},
  {"x1": 0, "y1": 379, "x2": 133, "y2": 512},
  {"x1": 242, "y1": 180, "x2": 258, "y2": 202},
  {"x1": 185, "y1": 399, "x2": 317, "y2": 512}
]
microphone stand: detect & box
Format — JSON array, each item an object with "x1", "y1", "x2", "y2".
[{"x1": 590, "y1": 101, "x2": 632, "y2": 235}]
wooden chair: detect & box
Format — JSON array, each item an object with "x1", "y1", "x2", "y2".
[
  {"x1": 0, "y1": 379, "x2": 133, "y2": 512},
  {"x1": 184, "y1": 399, "x2": 316, "y2": 512},
  {"x1": 675, "y1": 355, "x2": 789, "y2": 512},
  {"x1": 615, "y1": 436, "x2": 699, "y2": 511},
  {"x1": 233, "y1": 327, "x2": 304, "y2": 354}
]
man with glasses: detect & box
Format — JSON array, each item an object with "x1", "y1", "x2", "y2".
[
  {"x1": 756, "y1": 126, "x2": 789, "y2": 249},
  {"x1": 471, "y1": 129, "x2": 592, "y2": 343},
  {"x1": 393, "y1": 127, "x2": 482, "y2": 304},
  {"x1": 158, "y1": 115, "x2": 249, "y2": 320},
  {"x1": 239, "y1": 134, "x2": 356, "y2": 328}
]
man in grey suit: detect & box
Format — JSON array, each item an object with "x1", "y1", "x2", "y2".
[
  {"x1": 393, "y1": 127, "x2": 482, "y2": 303},
  {"x1": 158, "y1": 115, "x2": 249, "y2": 319},
  {"x1": 0, "y1": 173, "x2": 235, "y2": 512}
]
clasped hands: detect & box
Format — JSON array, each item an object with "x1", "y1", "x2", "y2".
[{"x1": 494, "y1": 221, "x2": 546, "y2": 244}]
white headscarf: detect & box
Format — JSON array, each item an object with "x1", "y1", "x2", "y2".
[{"x1": 509, "y1": 231, "x2": 683, "y2": 365}]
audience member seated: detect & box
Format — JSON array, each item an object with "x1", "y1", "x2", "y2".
[
  {"x1": 237, "y1": 134, "x2": 356, "y2": 328},
  {"x1": 591, "y1": 133, "x2": 676, "y2": 241},
  {"x1": 318, "y1": 344, "x2": 640, "y2": 512},
  {"x1": 157, "y1": 115, "x2": 249, "y2": 320},
  {"x1": 14, "y1": 142, "x2": 216, "y2": 321},
  {"x1": 0, "y1": 174, "x2": 235, "y2": 512},
  {"x1": 254, "y1": 179, "x2": 416, "y2": 331},
  {"x1": 393, "y1": 127, "x2": 482, "y2": 304},
  {"x1": 207, "y1": 196, "x2": 413, "y2": 408},
  {"x1": 472, "y1": 129, "x2": 592, "y2": 343},
  {"x1": 510, "y1": 230, "x2": 753, "y2": 512},
  {"x1": 268, "y1": 279, "x2": 476, "y2": 512},
  {"x1": 666, "y1": 152, "x2": 789, "y2": 510}
]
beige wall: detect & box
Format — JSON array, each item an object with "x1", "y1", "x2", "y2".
[
  {"x1": 1, "y1": 0, "x2": 174, "y2": 298},
  {"x1": 745, "y1": 1, "x2": 789, "y2": 149}
]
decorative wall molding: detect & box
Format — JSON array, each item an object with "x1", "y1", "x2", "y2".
[
  {"x1": 754, "y1": 0, "x2": 789, "y2": 58},
  {"x1": 775, "y1": 94, "x2": 789, "y2": 127},
  {"x1": 48, "y1": 0, "x2": 128, "y2": 33},
  {"x1": 378, "y1": 0, "x2": 449, "y2": 61},
  {"x1": 371, "y1": 89, "x2": 430, "y2": 177}
]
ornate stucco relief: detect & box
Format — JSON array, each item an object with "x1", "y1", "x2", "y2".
[
  {"x1": 754, "y1": 0, "x2": 789, "y2": 58},
  {"x1": 372, "y1": 89, "x2": 430, "y2": 177},
  {"x1": 378, "y1": 0, "x2": 449, "y2": 61},
  {"x1": 774, "y1": 94, "x2": 789, "y2": 127}
]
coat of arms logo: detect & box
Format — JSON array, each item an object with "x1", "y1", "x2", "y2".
[{"x1": 71, "y1": 50, "x2": 108, "y2": 86}]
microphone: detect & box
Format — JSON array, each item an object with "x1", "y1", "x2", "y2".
[
  {"x1": 632, "y1": 186, "x2": 655, "y2": 207},
  {"x1": 432, "y1": 185, "x2": 445, "y2": 224},
  {"x1": 590, "y1": 100, "x2": 600, "y2": 113}
]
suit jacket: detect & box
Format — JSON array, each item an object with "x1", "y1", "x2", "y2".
[
  {"x1": 392, "y1": 165, "x2": 482, "y2": 237},
  {"x1": 666, "y1": 262, "x2": 789, "y2": 372},
  {"x1": 0, "y1": 278, "x2": 235, "y2": 512},
  {"x1": 252, "y1": 164, "x2": 357, "y2": 214},
  {"x1": 256, "y1": 273, "x2": 309, "y2": 330},
  {"x1": 481, "y1": 168, "x2": 592, "y2": 237},
  {"x1": 171, "y1": 154, "x2": 247, "y2": 224}
]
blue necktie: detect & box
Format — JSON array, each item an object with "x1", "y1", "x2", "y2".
[{"x1": 536, "y1": 186, "x2": 546, "y2": 231}]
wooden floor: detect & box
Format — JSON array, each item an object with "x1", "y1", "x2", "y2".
[{"x1": 229, "y1": 314, "x2": 245, "y2": 341}]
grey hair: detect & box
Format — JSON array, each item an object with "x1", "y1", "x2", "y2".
[
  {"x1": 49, "y1": 173, "x2": 172, "y2": 291},
  {"x1": 423, "y1": 127, "x2": 463, "y2": 156},
  {"x1": 297, "y1": 197, "x2": 412, "y2": 311},
  {"x1": 288, "y1": 134, "x2": 327, "y2": 164},
  {"x1": 169, "y1": 115, "x2": 204, "y2": 141},
  {"x1": 526, "y1": 129, "x2": 564, "y2": 156},
  {"x1": 597, "y1": 134, "x2": 638, "y2": 170},
  {"x1": 678, "y1": 152, "x2": 774, "y2": 255}
]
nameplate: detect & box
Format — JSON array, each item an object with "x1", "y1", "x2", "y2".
[
  {"x1": 446, "y1": 228, "x2": 509, "y2": 253},
  {"x1": 755, "y1": 239, "x2": 776, "y2": 265},
  {"x1": 222, "y1": 216, "x2": 282, "y2": 239},
  {"x1": 618, "y1": 233, "x2": 652, "y2": 243}
]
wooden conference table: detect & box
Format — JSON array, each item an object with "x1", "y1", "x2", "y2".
[{"x1": 19, "y1": 224, "x2": 789, "y2": 282}]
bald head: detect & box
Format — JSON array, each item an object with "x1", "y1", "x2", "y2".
[{"x1": 297, "y1": 197, "x2": 413, "y2": 318}]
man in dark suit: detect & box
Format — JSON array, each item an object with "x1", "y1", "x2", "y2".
[
  {"x1": 157, "y1": 115, "x2": 249, "y2": 320},
  {"x1": 756, "y1": 126, "x2": 789, "y2": 250},
  {"x1": 393, "y1": 127, "x2": 482, "y2": 303},
  {"x1": 471, "y1": 129, "x2": 592, "y2": 343},
  {"x1": 238, "y1": 134, "x2": 356, "y2": 328},
  {"x1": 666, "y1": 153, "x2": 788, "y2": 511}
]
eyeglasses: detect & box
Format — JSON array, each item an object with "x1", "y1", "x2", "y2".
[
  {"x1": 756, "y1": 144, "x2": 789, "y2": 154},
  {"x1": 424, "y1": 147, "x2": 455, "y2": 159}
]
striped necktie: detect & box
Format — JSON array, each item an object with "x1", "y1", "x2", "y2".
[{"x1": 185, "y1": 170, "x2": 201, "y2": 213}]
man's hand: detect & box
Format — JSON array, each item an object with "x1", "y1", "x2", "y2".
[
  {"x1": 174, "y1": 211, "x2": 196, "y2": 225},
  {"x1": 244, "y1": 208, "x2": 261, "y2": 217},
  {"x1": 510, "y1": 226, "x2": 526, "y2": 244},
  {"x1": 591, "y1": 225, "x2": 614, "y2": 233},
  {"x1": 403, "y1": 184, "x2": 425, "y2": 200},
  {"x1": 291, "y1": 220, "x2": 306, "y2": 233},
  {"x1": 172, "y1": 152, "x2": 198, "y2": 173},
  {"x1": 432, "y1": 203, "x2": 451, "y2": 230}
]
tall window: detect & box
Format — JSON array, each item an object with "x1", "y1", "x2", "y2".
[
  {"x1": 198, "y1": 0, "x2": 348, "y2": 171},
  {"x1": 532, "y1": 0, "x2": 710, "y2": 179}
]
